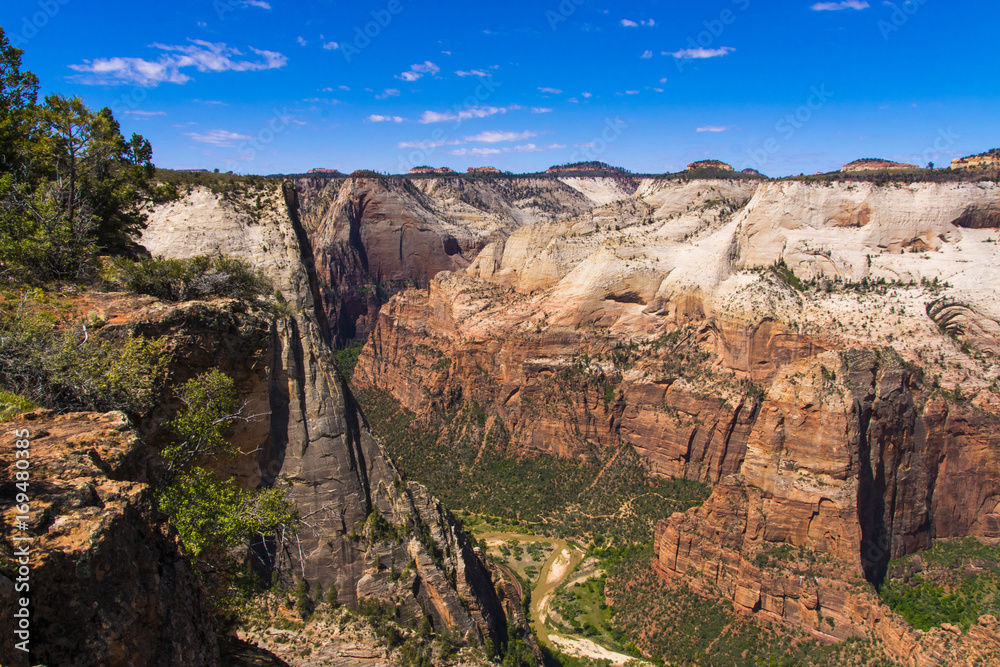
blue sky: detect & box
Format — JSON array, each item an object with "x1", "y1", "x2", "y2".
[{"x1": 3, "y1": 0, "x2": 998, "y2": 176}]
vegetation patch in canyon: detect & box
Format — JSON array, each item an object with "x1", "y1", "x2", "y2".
[
  {"x1": 604, "y1": 546, "x2": 898, "y2": 667},
  {"x1": 355, "y1": 388, "x2": 708, "y2": 544},
  {"x1": 879, "y1": 538, "x2": 1000, "y2": 632}
]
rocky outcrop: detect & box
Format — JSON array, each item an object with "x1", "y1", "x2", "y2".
[
  {"x1": 142, "y1": 184, "x2": 506, "y2": 648},
  {"x1": 409, "y1": 166, "x2": 453, "y2": 175},
  {"x1": 951, "y1": 150, "x2": 1000, "y2": 170},
  {"x1": 0, "y1": 411, "x2": 219, "y2": 667},
  {"x1": 653, "y1": 350, "x2": 1000, "y2": 661},
  {"x1": 467, "y1": 166, "x2": 500, "y2": 174},
  {"x1": 842, "y1": 158, "x2": 919, "y2": 172},
  {"x1": 687, "y1": 160, "x2": 734, "y2": 171}
]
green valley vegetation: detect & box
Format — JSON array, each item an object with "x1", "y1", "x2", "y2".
[
  {"x1": 354, "y1": 388, "x2": 708, "y2": 544},
  {"x1": 602, "y1": 546, "x2": 897, "y2": 667},
  {"x1": 157, "y1": 370, "x2": 298, "y2": 625},
  {"x1": 879, "y1": 538, "x2": 1000, "y2": 632}
]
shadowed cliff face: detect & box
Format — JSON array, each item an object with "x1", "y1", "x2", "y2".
[{"x1": 142, "y1": 184, "x2": 506, "y2": 648}]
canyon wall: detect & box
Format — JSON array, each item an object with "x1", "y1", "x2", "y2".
[
  {"x1": 141, "y1": 183, "x2": 506, "y2": 648},
  {"x1": 337, "y1": 175, "x2": 1000, "y2": 662}
]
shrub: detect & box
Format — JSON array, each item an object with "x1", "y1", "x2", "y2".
[
  {"x1": 0, "y1": 297, "x2": 168, "y2": 414},
  {"x1": 102, "y1": 254, "x2": 273, "y2": 305}
]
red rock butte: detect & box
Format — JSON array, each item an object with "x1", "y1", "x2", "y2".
[
  {"x1": 952, "y1": 149, "x2": 1000, "y2": 170},
  {"x1": 409, "y1": 166, "x2": 454, "y2": 174},
  {"x1": 687, "y1": 160, "x2": 734, "y2": 171}
]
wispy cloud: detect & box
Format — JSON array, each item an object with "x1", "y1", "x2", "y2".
[
  {"x1": 531, "y1": 107, "x2": 553, "y2": 114},
  {"x1": 121, "y1": 110, "x2": 166, "y2": 117},
  {"x1": 242, "y1": 0, "x2": 271, "y2": 8},
  {"x1": 621, "y1": 18, "x2": 655, "y2": 27},
  {"x1": 450, "y1": 147, "x2": 502, "y2": 157},
  {"x1": 666, "y1": 46, "x2": 735, "y2": 59},
  {"x1": 456, "y1": 69, "x2": 490, "y2": 77},
  {"x1": 69, "y1": 39, "x2": 287, "y2": 86},
  {"x1": 450, "y1": 142, "x2": 558, "y2": 157},
  {"x1": 297, "y1": 36, "x2": 307, "y2": 46},
  {"x1": 538, "y1": 87, "x2": 562, "y2": 94},
  {"x1": 811, "y1": 0, "x2": 869, "y2": 9},
  {"x1": 398, "y1": 138, "x2": 461, "y2": 149},
  {"x1": 368, "y1": 114, "x2": 405, "y2": 123},
  {"x1": 184, "y1": 129, "x2": 251, "y2": 147},
  {"x1": 465, "y1": 130, "x2": 537, "y2": 143},
  {"x1": 398, "y1": 61, "x2": 440, "y2": 82},
  {"x1": 376, "y1": 88, "x2": 401, "y2": 100},
  {"x1": 418, "y1": 105, "x2": 521, "y2": 124},
  {"x1": 696, "y1": 125, "x2": 735, "y2": 132},
  {"x1": 641, "y1": 50, "x2": 653, "y2": 59},
  {"x1": 322, "y1": 41, "x2": 339, "y2": 50}
]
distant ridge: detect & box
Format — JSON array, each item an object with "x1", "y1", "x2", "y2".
[
  {"x1": 546, "y1": 161, "x2": 629, "y2": 175},
  {"x1": 841, "y1": 158, "x2": 918, "y2": 172}
]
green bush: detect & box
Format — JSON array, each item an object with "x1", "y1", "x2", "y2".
[
  {"x1": 157, "y1": 371, "x2": 298, "y2": 626},
  {"x1": 102, "y1": 254, "x2": 273, "y2": 305},
  {"x1": 0, "y1": 297, "x2": 167, "y2": 414}
]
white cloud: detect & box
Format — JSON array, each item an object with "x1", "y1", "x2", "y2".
[
  {"x1": 581, "y1": 92, "x2": 593, "y2": 98},
  {"x1": 297, "y1": 36, "x2": 307, "y2": 46},
  {"x1": 450, "y1": 147, "x2": 503, "y2": 157},
  {"x1": 243, "y1": 0, "x2": 271, "y2": 8},
  {"x1": 398, "y1": 61, "x2": 440, "y2": 82},
  {"x1": 624, "y1": 90, "x2": 639, "y2": 95},
  {"x1": 456, "y1": 69, "x2": 489, "y2": 77},
  {"x1": 376, "y1": 88, "x2": 401, "y2": 100},
  {"x1": 368, "y1": 114, "x2": 405, "y2": 123},
  {"x1": 398, "y1": 138, "x2": 461, "y2": 149},
  {"x1": 441, "y1": 50, "x2": 452, "y2": 55},
  {"x1": 811, "y1": 0, "x2": 869, "y2": 9},
  {"x1": 621, "y1": 18, "x2": 655, "y2": 27},
  {"x1": 322, "y1": 41, "x2": 339, "y2": 50},
  {"x1": 538, "y1": 87, "x2": 562, "y2": 94},
  {"x1": 418, "y1": 105, "x2": 521, "y2": 124},
  {"x1": 69, "y1": 39, "x2": 287, "y2": 86},
  {"x1": 193, "y1": 99, "x2": 228, "y2": 106},
  {"x1": 531, "y1": 107, "x2": 553, "y2": 114},
  {"x1": 121, "y1": 110, "x2": 166, "y2": 117},
  {"x1": 667, "y1": 46, "x2": 735, "y2": 59},
  {"x1": 184, "y1": 129, "x2": 252, "y2": 147},
  {"x1": 449, "y1": 142, "x2": 562, "y2": 156},
  {"x1": 659, "y1": 77, "x2": 668, "y2": 83},
  {"x1": 339, "y1": 85, "x2": 350, "y2": 91},
  {"x1": 465, "y1": 130, "x2": 537, "y2": 143},
  {"x1": 696, "y1": 125, "x2": 734, "y2": 132}
]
